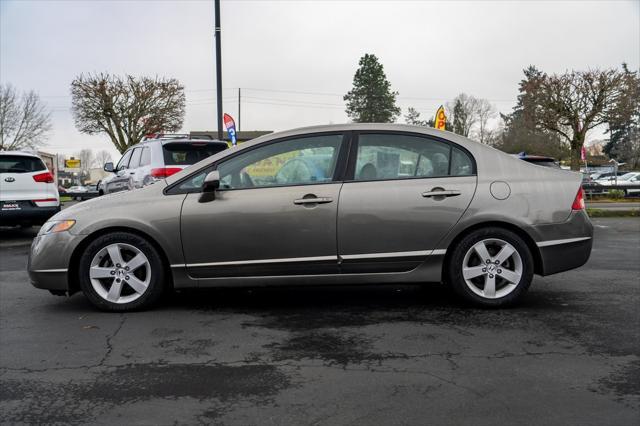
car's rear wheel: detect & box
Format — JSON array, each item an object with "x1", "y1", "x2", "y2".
[
  {"x1": 78, "y1": 232, "x2": 165, "y2": 311},
  {"x1": 447, "y1": 227, "x2": 534, "y2": 307}
]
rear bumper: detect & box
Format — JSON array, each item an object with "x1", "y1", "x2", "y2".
[
  {"x1": 0, "y1": 205, "x2": 60, "y2": 226},
  {"x1": 531, "y1": 210, "x2": 594, "y2": 276},
  {"x1": 538, "y1": 237, "x2": 593, "y2": 275}
]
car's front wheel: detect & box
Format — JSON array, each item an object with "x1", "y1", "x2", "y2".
[
  {"x1": 78, "y1": 232, "x2": 166, "y2": 311},
  {"x1": 447, "y1": 227, "x2": 534, "y2": 307}
]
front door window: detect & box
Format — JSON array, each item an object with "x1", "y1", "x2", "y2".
[{"x1": 217, "y1": 134, "x2": 343, "y2": 189}]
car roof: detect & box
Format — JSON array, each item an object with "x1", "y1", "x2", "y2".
[
  {"x1": 165, "y1": 123, "x2": 564, "y2": 185},
  {"x1": 0, "y1": 150, "x2": 41, "y2": 158},
  {"x1": 135, "y1": 138, "x2": 228, "y2": 148}
]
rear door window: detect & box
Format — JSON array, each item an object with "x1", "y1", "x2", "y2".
[
  {"x1": 140, "y1": 147, "x2": 151, "y2": 166},
  {"x1": 163, "y1": 143, "x2": 227, "y2": 166},
  {"x1": 353, "y1": 133, "x2": 456, "y2": 181},
  {"x1": 0, "y1": 156, "x2": 46, "y2": 173},
  {"x1": 450, "y1": 147, "x2": 474, "y2": 175}
]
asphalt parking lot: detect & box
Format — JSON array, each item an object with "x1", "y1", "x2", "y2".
[{"x1": 1, "y1": 218, "x2": 638, "y2": 425}]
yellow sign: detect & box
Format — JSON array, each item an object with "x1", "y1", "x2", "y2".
[
  {"x1": 434, "y1": 105, "x2": 447, "y2": 130},
  {"x1": 245, "y1": 151, "x2": 298, "y2": 177},
  {"x1": 65, "y1": 159, "x2": 81, "y2": 169}
]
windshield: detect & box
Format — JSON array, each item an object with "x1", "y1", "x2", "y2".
[
  {"x1": 0, "y1": 155, "x2": 46, "y2": 173},
  {"x1": 162, "y1": 142, "x2": 227, "y2": 166}
]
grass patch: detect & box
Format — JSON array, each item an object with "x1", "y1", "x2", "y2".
[
  {"x1": 587, "y1": 198, "x2": 640, "y2": 203},
  {"x1": 587, "y1": 208, "x2": 640, "y2": 218},
  {"x1": 59, "y1": 196, "x2": 72, "y2": 202}
]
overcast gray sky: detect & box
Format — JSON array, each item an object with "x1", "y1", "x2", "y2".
[{"x1": 1, "y1": 0, "x2": 638, "y2": 161}]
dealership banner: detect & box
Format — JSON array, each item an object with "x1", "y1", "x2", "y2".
[
  {"x1": 223, "y1": 113, "x2": 237, "y2": 146},
  {"x1": 434, "y1": 106, "x2": 447, "y2": 130}
]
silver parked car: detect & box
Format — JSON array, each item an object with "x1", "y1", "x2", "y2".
[
  {"x1": 28, "y1": 124, "x2": 593, "y2": 311},
  {"x1": 99, "y1": 134, "x2": 228, "y2": 195}
]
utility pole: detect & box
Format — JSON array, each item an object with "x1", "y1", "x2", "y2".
[
  {"x1": 238, "y1": 88, "x2": 241, "y2": 132},
  {"x1": 214, "y1": 0, "x2": 223, "y2": 140}
]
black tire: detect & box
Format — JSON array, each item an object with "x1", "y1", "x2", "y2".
[
  {"x1": 447, "y1": 227, "x2": 534, "y2": 308},
  {"x1": 78, "y1": 232, "x2": 166, "y2": 312}
]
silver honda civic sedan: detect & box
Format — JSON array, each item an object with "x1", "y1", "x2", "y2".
[{"x1": 28, "y1": 124, "x2": 593, "y2": 311}]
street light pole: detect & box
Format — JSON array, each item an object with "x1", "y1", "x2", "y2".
[{"x1": 214, "y1": 0, "x2": 223, "y2": 140}]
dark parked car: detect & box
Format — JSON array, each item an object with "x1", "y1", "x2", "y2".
[{"x1": 514, "y1": 153, "x2": 560, "y2": 168}]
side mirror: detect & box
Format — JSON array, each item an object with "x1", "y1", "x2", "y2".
[
  {"x1": 202, "y1": 171, "x2": 220, "y2": 192},
  {"x1": 199, "y1": 171, "x2": 220, "y2": 202},
  {"x1": 104, "y1": 162, "x2": 114, "y2": 173}
]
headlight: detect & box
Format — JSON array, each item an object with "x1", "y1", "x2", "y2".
[{"x1": 39, "y1": 220, "x2": 76, "y2": 235}]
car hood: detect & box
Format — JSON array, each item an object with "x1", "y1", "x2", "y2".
[{"x1": 50, "y1": 182, "x2": 167, "y2": 223}]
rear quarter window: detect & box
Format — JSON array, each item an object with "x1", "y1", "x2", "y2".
[
  {"x1": 162, "y1": 143, "x2": 227, "y2": 166},
  {"x1": 0, "y1": 156, "x2": 47, "y2": 173}
]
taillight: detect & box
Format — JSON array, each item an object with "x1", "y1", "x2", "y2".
[
  {"x1": 33, "y1": 172, "x2": 54, "y2": 183},
  {"x1": 572, "y1": 188, "x2": 585, "y2": 210},
  {"x1": 150, "y1": 167, "x2": 182, "y2": 178}
]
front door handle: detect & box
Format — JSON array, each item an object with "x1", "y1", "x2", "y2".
[
  {"x1": 422, "y1": 189, "x2": 461, "y2": 198},
  {"x1": 294, "y1": 197, "x2": 333, "y2": 205}
]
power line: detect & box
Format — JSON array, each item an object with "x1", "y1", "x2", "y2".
[{"x1": 40, "y1": 86, "x2": 516, "y2": 103}]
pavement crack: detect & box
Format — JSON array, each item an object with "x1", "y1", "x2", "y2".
[{"x1": 98, "y1": 314, "x2": 127, "y2": 367}]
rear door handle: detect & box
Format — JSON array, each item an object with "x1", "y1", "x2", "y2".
[
  {"x1": 294, "y1": 197, "x2": 333, "y2": 205},
  {"x1": 422, "y1": 190, "x2": 461, "y2": 198}
]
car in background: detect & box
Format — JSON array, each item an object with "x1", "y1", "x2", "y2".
[
  {"x1": 595, "y1": 172, "x2": 640, "y2": 195},
  {"x1": 0, "y1": 151, "x2": 60, "y2": 227},
  {"x1": 67, "y1": 185, "x2": 88, "y2": 193},
  {"x1": 99, "y1": 134, "x2": 228, "y2": 195},
  {"x1": 67, "y1": 185, "x2": 100, "y2": 201},
  {"x1": 29, "y1": 124, "x2": 592, "y2": 311},
  {"x1": 589, "y1": 171, "x2": 627, "y2": 181},
  {"x1": 514, "y1": 153, "x2": 560, "y2": 168}
]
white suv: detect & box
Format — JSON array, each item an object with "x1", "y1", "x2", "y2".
[
  {"x1": 0, "y1": 151, "x2": 60, "y2": 226},
  {"x1": 99, "y1": 135, "x2": 228, "y2": 195}
]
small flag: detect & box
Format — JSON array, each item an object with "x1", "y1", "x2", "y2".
[
  {"x1": 223, "y1": 113, "x2": 237, "y2": 146},
  {"x1": 581, "y1": 146, "x2": 586, "y2": 161},
  {"x1": 434, "y1": 105, "x2": 447, "y2": 130}
]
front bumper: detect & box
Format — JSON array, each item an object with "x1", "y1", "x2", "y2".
[
  {"x1": 0, "y1": 203, "x2": 60, "y2": 226},
  {"x1": 28, "y1": 230, "x2": 85, "y2": 292}
]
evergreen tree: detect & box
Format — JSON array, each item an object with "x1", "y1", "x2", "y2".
[
  {"x1": 344, "y1": 54, "x2": 400, "y2": 123},
  {"x1": 404, "y1": 107, "x2": 427, "y2": 126},
  {"x1": 451, "y1": 99, "x2": 467, "y2": 136}
]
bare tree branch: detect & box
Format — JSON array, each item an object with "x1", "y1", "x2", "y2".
[
  {"x1": 71, "y1": 73, "x2": 185, "y2": 154},
  {"x1": 0, "y1": 84, "x2": 51, "y2": 151},
  {"x1": 523, "y1": 67, "x2": 629, "y2": 170}
]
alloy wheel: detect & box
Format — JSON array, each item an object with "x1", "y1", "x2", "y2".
[
  {"x1": 462, "y1": 238, "x2": 523, "y2": 299},
  {"x1": 89, "y1": 243, "x2": 151, "y2": 304}
]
